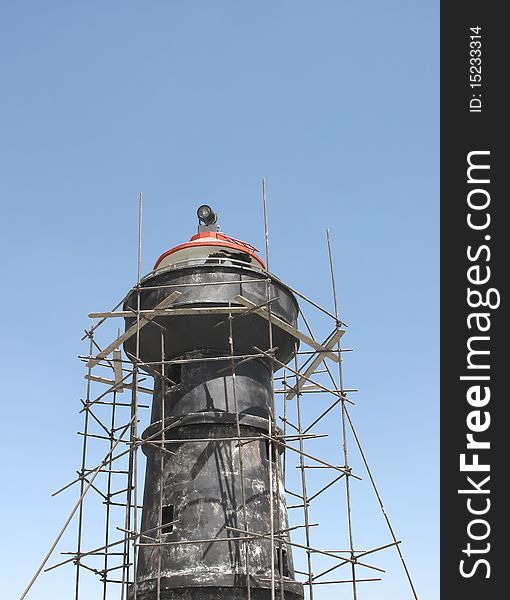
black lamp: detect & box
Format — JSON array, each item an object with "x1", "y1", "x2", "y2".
[{"x1": 197, "y1": 204, "x2": 218, "y2": 226}]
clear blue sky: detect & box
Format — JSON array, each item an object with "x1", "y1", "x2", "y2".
[{"x1": 0, "y1": 2, "x2": 438, "y2": 599}]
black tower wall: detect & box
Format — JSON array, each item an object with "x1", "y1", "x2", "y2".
[{"x1": 124, "y1": 264, "x2": 304, "y2": 600}]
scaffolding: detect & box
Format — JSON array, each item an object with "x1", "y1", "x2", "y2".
[{"x1": 20, "y1": 187, "x2": 419, "y2": 600}]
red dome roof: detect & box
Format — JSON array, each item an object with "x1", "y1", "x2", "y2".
[{"x1": 153, "y1": 231, "x2": 266, "y2": 270}]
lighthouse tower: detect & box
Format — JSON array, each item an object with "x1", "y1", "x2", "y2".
[{"x1": 123, "y1": 206, "x2": 304, "y2": 600}]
